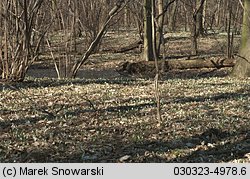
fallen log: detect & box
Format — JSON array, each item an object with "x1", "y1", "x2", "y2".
[
  {"x1": 164, "y1": 58, "x2": 235, "y2": 70},
  {"x1": 117, "y1": 57, "x2": 236, "y2": 75}
]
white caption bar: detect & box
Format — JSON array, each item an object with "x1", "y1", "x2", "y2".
[{"x1": 0, "y1": 163, "x2": 249, "y2": 179}]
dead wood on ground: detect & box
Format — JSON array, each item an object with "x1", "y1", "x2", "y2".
[{"x1": 117, "y1": 57, "x2": 235, "y2": 75}]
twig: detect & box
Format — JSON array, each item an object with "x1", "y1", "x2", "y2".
[
  {"x1": 156, "y1": 0, "x2": 176, "y2": 20},
  {"x1": 82, "y1": 97, "x2": 97, "y2": 111},
  {"x1": 235, "y1": 54, "x2": 250, "y2": 64}
]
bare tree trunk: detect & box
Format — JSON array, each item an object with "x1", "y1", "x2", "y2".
[
  {"x1": 124, "y1": 5, "x2": 129, "y2": 29},
  {"x1": 169, "y1": 0, "x2": 178, "y2": 32},
  {"x1": 143, "y1": 0, "x2": 154, "y2": 61},
  {"x1": 227, "y1": 0, "x2": 234, "y2": 59},
  {"x1": 3, "y1": 1, "x2": 9, "y2": 79},
  {"x1": 183, "y1": 3, "x2": 189, "y2": 31},
  {"x1": 188, "y1": 1, "x2": 198, "y2": 55},
  {"x1": 151, "y1": 0, "x2": 162, "y2": 121},
  {"x1": 156, "y1": 0, "x2": 164, "y2": 57},
  {"x1": 196, "y1": 0, "x2": 205, "y2": 36},
  {"x1": 216, "y1": 0, "x2": 222, "y2": 27},
  {"x1": 231, "y1": 0, "x2": 250, "y2": 77},
  {"x1": 185, "y1": 0, "x2": 206, "y2": 56},
  {"x1": 0, "y1": 2, "x2": 3, "y2": 78}
]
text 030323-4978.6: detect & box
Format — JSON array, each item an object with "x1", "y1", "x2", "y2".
[{"x1": 173, "y1": 166, "x2": 247, "y2": 176}]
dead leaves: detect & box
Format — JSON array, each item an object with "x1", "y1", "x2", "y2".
[{"x1": 0, "y1": 77, "x2": 249, "y2": 162}]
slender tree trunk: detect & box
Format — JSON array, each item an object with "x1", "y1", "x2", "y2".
[
  {"x1": 216, "y1": 0, "x2": 222, "y2": 27},
  {"x1": 169, "y1": 0, "x2": 178, "y2": 32},
  {"x1": 202, "y1": 0, "x2": 207, "y2": 31},
  {"x1": 0, "y1": 2, "x2": 3, "y2": 78},
  {"x1": 187, "y1": 0, "x2": 206, "y2": 56},
  {"x1": 3, "y1": 3, "x2": 9, "y2": 79},
  {"x1": 124, "y1": 5, "x2": 129, "y2": 29},
  {"x1": 227, "y1": 0, "x2": 234, "y2": 59},
  {"x1": 183, "y1": 4, "x2": 189, "y2": 31},
  {"x1": 156, "y1": 0, "x2": 164, "y2": 57},
  {"x1": 231, "y1": 0, "x2": 250, "y2": 77},
  {"x1": 151, "y1": 0, "x2": 162, "y2": 121}
]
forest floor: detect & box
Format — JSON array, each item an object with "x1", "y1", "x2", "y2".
[{"x1": 0, "y1": 30, "x2": 249, "y2": 163}]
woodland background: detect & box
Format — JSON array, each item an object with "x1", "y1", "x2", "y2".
[{"x1": 0, "y1": 0, "x2": 249, "y2": 163}]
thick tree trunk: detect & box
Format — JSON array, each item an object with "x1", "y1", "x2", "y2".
[
  {"x1": 196, "y1": 0, "x2": 205, "y2": 36},
  {"x1": 231, "y1": 0, "x2": 250, "y2": 77},
  {"x1": 186, "y1": 1, "x2": 198, "y2": 55},
  {"x1": 143, "y1": 0, "x2": 154, "y2": 61}
]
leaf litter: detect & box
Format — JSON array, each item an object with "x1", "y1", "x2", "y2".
[{"x1": 0, "y1": 76, "x2": 249, "y2": 163}]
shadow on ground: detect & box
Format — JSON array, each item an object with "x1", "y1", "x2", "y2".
[{"x1": 1, "y1": 126, "x2": 248, "y2": 163}]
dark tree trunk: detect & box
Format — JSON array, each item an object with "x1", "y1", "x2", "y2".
[
  {"x1": 143, "y1": 0, "x2": 154, "y2": 61},
  {"x1": 196, "y1": 0, "x2": 205, "y2": 36}
]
